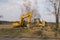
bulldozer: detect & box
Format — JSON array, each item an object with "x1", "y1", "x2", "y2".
[{"x1": 12, "y1": 11, "x2": 46, "y2": 28}]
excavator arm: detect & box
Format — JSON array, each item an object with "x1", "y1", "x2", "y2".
[
  {"x1": 19, "y1": 12, "x2": 32, "y2": 26},
  {"x1": 12, "y1": 12, "x2": 32, "y2": 27}
]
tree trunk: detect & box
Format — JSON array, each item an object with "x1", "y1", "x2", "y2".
[
  {"x1": 55, "y1": 8, "x2": 59, "y2": 37},
  {"x1": 56, "y1": 13, "x2": 59, "y2": 30},
  {"x1": 54, "y1": 3, "x2": 59, "y2": 36}
]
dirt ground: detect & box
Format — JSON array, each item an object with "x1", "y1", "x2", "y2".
[
  {"x1": 0, "y1": 24, "x2": 13, "y2": 29},
  {"x1": 0, "y1": 38, "x2": 60, "y2": 40},
  {"x1": 0, "y1": 23, "x2": 60, "y2": 38}
]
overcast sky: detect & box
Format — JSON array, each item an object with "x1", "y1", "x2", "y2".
[{"x1": 0, "y1": 0, "x2": 59, "y2": 22}]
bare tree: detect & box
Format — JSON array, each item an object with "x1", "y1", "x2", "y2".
[
  {"x1": 0, "y1": 15, "x2": 3, "y2": 18},
  {"x1": 0, "y1": 15, "x2": 3, "y2": 24},
  {"x1": 48, "y1": 0, "x2": 59, "y2": 36}
]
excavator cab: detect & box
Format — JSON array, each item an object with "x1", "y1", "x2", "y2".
[
  {"x1": 34, "y1": 18, "x2": 41, "y2": 24},
  {"x1": 30, "y1": 18, "x2": 46, "y2": 27}
]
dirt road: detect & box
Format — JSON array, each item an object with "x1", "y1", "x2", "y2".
[{"x1": 0, "y1": 38, "x2": 60, "y2": 40}]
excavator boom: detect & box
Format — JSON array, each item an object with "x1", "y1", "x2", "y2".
[
  {"x1": 12, "y1": 12, "x2": 32, "y2": 27},
  {"x1": 19, "y1": 12, "x2": 32, "y2": 26}
]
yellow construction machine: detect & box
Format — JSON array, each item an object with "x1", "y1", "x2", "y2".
[
  {"x1": 12, "y1": 12, "x2": 32, "y2": 27},
  {"x1": 12, "y1": 11, "x2": 46, "y2": 28}
]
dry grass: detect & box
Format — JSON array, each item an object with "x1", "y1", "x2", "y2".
[
  {"x1": 0, "y1": 23, "x2": 60, "y2": 38},
  {"x1": 0, "y1": 24, "x2": 13, "y2": 29}
]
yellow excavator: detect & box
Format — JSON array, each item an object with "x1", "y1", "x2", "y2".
[
  {"x1": 12, "y1": 11, "x2": 46, "y2": 28},
  {"x1": 12, "y1": 12, "x2": 32, "y2": 27}
]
